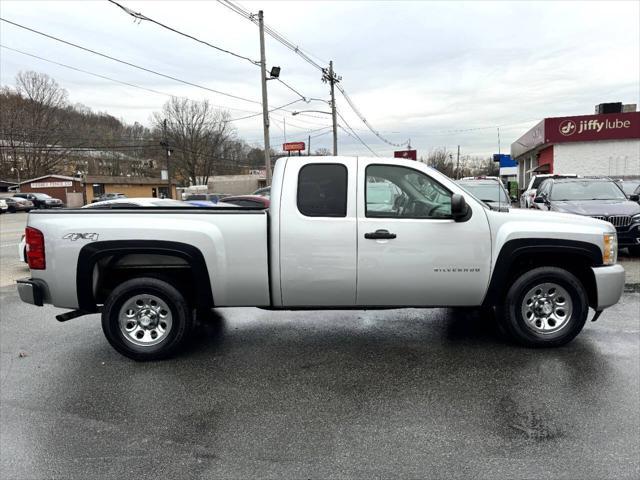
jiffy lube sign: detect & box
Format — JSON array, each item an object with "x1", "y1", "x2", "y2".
[{"x1": 545, "y1": 112, "x2": 640, "y2": 143}]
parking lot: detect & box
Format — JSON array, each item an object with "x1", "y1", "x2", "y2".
[{"x1": 1, "y1": 212, "x2": 639, "y2": 479}]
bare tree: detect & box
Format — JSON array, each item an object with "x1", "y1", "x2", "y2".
[
  {"x1": 0, "y1": 71, "x2": 71, "y2": 177},
  {"x1": 153, "y1": 97, "x2": 232, "y2": 185},
  {"x1": 314, "y1": 148, "x2": 331, "y2": 156},
  {"x1": 423, "y1": 147, "x2": 455, "y2": 177}
]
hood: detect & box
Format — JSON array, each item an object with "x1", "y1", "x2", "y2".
[
  {"x1": 483, "y1": 201, "x2": 510, "y2": 211},
  {"x1": 550, "y1": 199, "x2": 640, "y2": 216}
]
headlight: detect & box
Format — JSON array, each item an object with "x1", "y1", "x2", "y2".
[
  {"x1": 632, "y1": 214, "x2": 640, "y2": 223},
  {"x1": 603, "y1": 232, "x2": 618, "y2": 265}
]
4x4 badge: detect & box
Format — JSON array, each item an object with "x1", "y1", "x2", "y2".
[{"x1": 62, "y1": 233, "x2": 99, "y2": 242}]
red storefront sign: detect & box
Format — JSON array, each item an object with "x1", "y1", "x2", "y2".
[
  {"x1": 283, "y1": 142, "x2": 305, "y2": 152},
  {"x1": 393, "y1": 149, "x2": 417, "y2": 160},
  {"x1": 544, "y1": 112, "x2": 640, "y2": 144}
]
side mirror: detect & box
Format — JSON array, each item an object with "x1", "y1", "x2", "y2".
[
  {"x1": 630, "y1": 194, "x2": 639, "y2": 202},
  {"x1": 451, "y1": 193, "x2": 469, "y2": 221},
  {"x1": 533, "y1": 196, "x2": 546, "y2": 204}
]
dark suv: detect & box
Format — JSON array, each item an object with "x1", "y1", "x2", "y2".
[
  {"x1": 534, "y1": 177, "x2": 640, "y2": 255},
  {"x1": 13, "y1": 192, "x2": 63, "y2": 209}
]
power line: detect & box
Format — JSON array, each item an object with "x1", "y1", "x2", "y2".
[
  {"x1": 227, "y1": 99, "x2": 302, "y2": 122},
  {"x1": 108, "y1": 1, "x2": 325, "y2": 107},
  {"x1": 0, "y1": 17, "x2": 263, "y2": 105},
  {"x1": 108, "y1": 0, "x2": 260, "y2": 66},
  {"x1": 335, "y1": 109, "x2": 379, "y2": 157},
  {"x1": 335, "y1": 84, "x2": 408, "y2": 148},
  {"x1": 217, "y1": 0, "x2": 327, "y2": 72},
  {"x1": 1, "y1": 44, "x2": 316, "y2": 126},
  {"x1": 216, "y1": 1, "x2": 406, "y2": 150}
]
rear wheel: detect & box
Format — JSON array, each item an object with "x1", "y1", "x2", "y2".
[
  {"x1": 500, "y1": 267, "x2": 588, "y2": 347},
  {"x1": 102, "y1": 277, "x2": 194, "y2": 360}
]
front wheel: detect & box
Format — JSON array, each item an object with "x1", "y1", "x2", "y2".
[
  {"x1": 500, "y1": 267, "x2": 588, "y2": 347},
  {"x1": 101, "y1": 277, "x2": 194, "y2": 361}
]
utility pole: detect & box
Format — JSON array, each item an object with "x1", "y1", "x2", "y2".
[
  {"x1": 258, "y1": 10, "x2": 272, "y2": 184},
  {"x1": 456, "y1": 145, "x2": 460, "y2": 179},
  {"x1": 322, "y1": 60, "x2": 340, "y2": 156},
  {"x1": 161, "y1": 119, "x2": 173, "y2": 199},
  {"x1": 308, "y1": 135, "x2": 311, "y2": 156}
]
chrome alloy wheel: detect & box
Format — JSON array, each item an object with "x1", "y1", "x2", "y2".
[
  {"x1": 521, "y1": 282, "x2": 573, "y2": 334},
  {"x1": 118, "y1": 294, "x2": 173, "y2": 347}
]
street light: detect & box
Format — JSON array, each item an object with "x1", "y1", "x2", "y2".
[
  {"x1": 292, "y1": 110, "x2": 331, "y2": 116},
  {"x1": 10, "y1": 166, "x2": 22, "y2": 192}
]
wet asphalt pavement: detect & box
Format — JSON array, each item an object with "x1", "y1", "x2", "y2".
[{"x1": 1, "y1": 285, "x2": 639, "y2": 480}]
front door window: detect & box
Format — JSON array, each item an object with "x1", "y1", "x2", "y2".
[{"x1": 365, "y1": 164, "x2": 452, "y2": 218}]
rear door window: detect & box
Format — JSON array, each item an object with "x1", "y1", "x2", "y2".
[{"x1": 297, "y1": 164, "x2": 348, "y2": 217}]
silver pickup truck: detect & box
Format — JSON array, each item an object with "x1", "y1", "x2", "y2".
[{"x1": 18, "y1": 156, "x2": 625, "y2": 360}]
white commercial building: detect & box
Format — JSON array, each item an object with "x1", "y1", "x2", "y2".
[{"x1": 512, "y1": 109, "x2": 640, "y2": 192}]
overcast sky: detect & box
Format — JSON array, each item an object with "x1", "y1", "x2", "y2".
[{"x1": 1, "y1": 0, "x2": 638, "y2": 158}]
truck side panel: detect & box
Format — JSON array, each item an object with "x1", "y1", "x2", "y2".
[{"x1": 27, "y1": 210, "x2": 270, "y2": 309}]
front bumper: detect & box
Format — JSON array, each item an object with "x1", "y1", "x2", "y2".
[
  {"x1": 16, "y1": 278, "x2": 46, "y2": 306},
  {"x1": 591, "y1": 264, "x2": 625, "y2": 310}
]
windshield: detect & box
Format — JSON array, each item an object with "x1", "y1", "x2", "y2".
[
  {"x1": 621, "y1": 181, "x2": 640, "y2": 195},
  {"x1": 33, "y1": 193, "x2": 52, "y2": 199},
  {"x1": 458, "y1": 183, "x2": 509, "y2": 203},
  {"x1": 550, "y1": 181, "x2": 626, "y2": 201},
  {"x1": 531, "y1": 177, "x2": 549, "y2": 189}
]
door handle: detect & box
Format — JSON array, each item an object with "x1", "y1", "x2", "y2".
[{"x1": 364, "y1": 229, "x2": 397, "y2": 240}]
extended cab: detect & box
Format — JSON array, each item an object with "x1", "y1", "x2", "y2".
[{"x1": 17, "y1": 157, "x2": 625, "y2": 360}]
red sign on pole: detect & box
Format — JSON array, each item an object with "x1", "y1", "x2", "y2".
[
  {"x1": 283, "y1": 142, "x2": 306, "y2": 152},
  {"x1": 394, "y1": 150, "x2": 417, "y2": 160}
]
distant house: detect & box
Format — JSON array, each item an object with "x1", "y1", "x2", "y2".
[
  {"x1": 83, "y1": 176, "x2": 177, "y2": 203},
  {"x1": 16, "y1": 174, "x2": 84, "y2": 206}
]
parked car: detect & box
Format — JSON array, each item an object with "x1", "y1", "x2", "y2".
[
  {"x1": 222, "y1": 195, "x2": 271, "y2": 208},
  {"x1": 0, "y1": 199, "x2": 7, "y2": 214},
  {"x1": 620, "y1": 180, "x2": 640, "y2": 201},
  {"x1": 92, "y1": 192, "x2": 127, "y2": 203},
  {"x1": 85, "y1": 198, "x2": 194, "y2": 208},
  {"x1": 534, "y1": 177, "x2": 640, "y2": 255},
  {"x1": 17, "y1": 156, "x2": 624, "y2": 360},
  {"x1": 520, "y1": 174, "x2": 577, "y2": 209},
  {"x1": 184, "y1": 193, "x2": 229, "y2": 203},
  {"x1": 456, "y1": 177, "x2": 513, "y2": 211},
  {"x1": 0, "y1": 196, "x2": 34, "y2": 213},
  {"x1": 13, "y1": 192, "x2": 63, "y2": 209},
  {"x1": 252, "y1": 186, "x2": 271, "y2": 197}
]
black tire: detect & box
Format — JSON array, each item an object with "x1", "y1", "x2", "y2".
[
  {"x1": 101, "y1": 277, "x2": 194, "y2": 361},
  {"x1": 500, "y1": 267, "x2": 588, "y2": 347},
  {"x1": 628, "y1": 246, "x2": 640, "y2": 257},
  {"x1": 8, "y1": 206, "x2": 15, "y2": 213}
]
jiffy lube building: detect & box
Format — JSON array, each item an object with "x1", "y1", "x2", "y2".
[{"x1": 512, "y1": 103, "x2": 640, "y2": 191}]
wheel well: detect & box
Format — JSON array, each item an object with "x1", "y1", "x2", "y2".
[
  {"x1": 94, "y1": 254, "x2": 197, "y2": 305},
  {"x1": 77, "y1": 241, "x2": 214, "y2": 312},
  {"x1": 503, "y1": 252, "x2": 597, "y2": 308},
  {"x1": 483, "y1": 240, "x2": 601, "y2": 309}
]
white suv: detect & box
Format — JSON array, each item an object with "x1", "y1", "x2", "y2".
[{"x1": 520, "y1": 174, "x2": 577, "y2": 209}]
